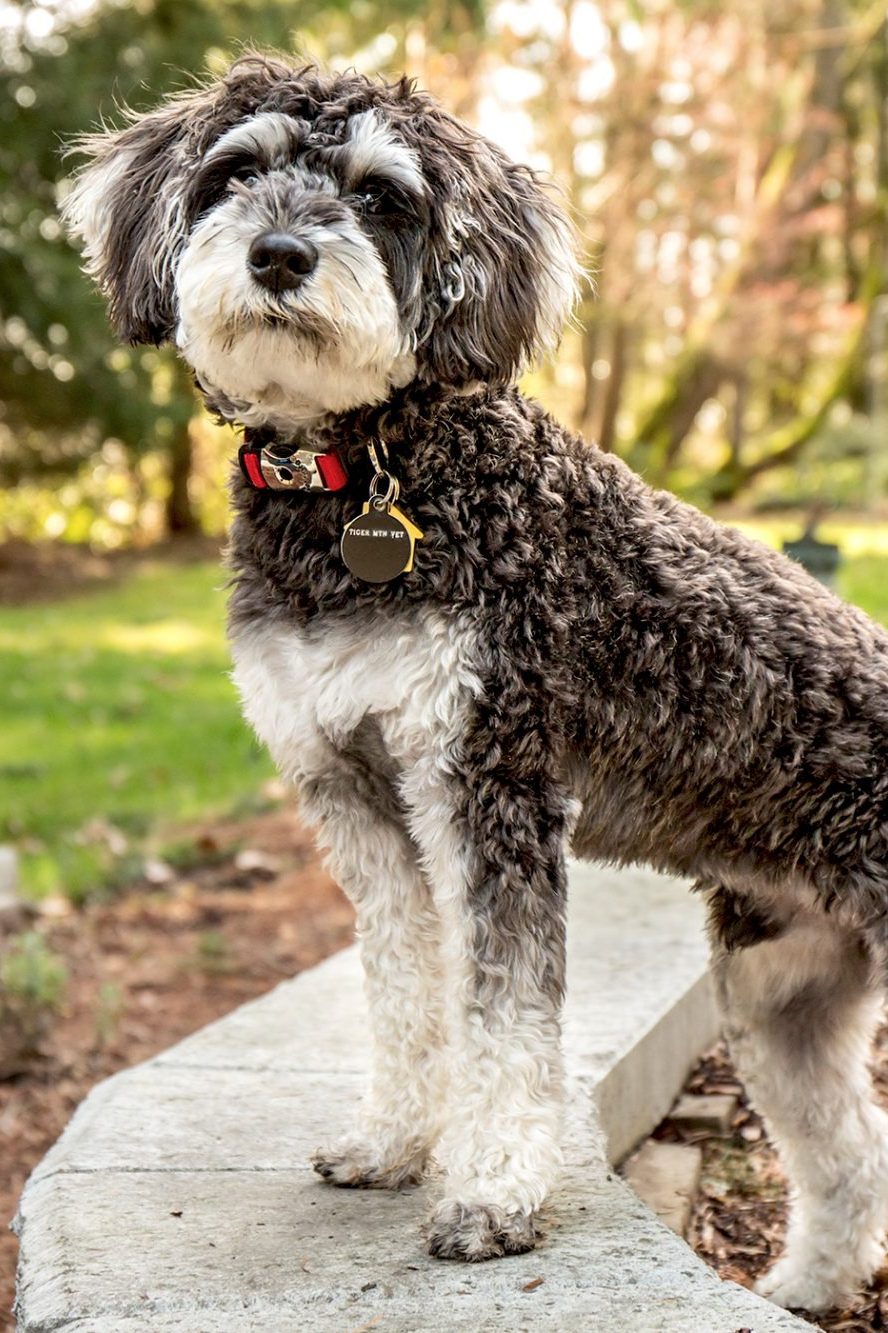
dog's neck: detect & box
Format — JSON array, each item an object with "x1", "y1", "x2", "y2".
[{"x1": 230, "y1": 378, "x2": 489, "y2": 465}]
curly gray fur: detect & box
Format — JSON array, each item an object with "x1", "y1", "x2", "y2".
[{"x1": 228, "y1": 382, "x2": 888, "y2": 932}]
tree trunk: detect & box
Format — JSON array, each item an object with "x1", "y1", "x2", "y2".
[
  {"x1": 783, "y1": 0, "x2": 845, "y2": 215},
  {"x1": 575, "y1": 313, "x2": 601, "y2": 435},
  {"x1": 864, "y1": 16, "x2": 888, "y2": 417},
  {"x1": 704, "y1": 289, "x2": 877, "y2": 504},
  {"x1": 630, "y1": 348, "x2": 723, "y2": 478},
  {"x1": 164, "y1": 421, "x2": 199, "y2": 539},
  {"x1": 597, "y1": 319, "x2": 627, "y2": 453},
  {"x1": 728, "y1": 373, "x2": 747, "y2": 470}
]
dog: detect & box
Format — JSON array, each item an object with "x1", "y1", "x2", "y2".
[{"x1": 63, "y1": 52, "x2": 888, "y2": 1312}]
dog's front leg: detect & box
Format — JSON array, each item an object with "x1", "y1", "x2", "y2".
[
  {"x1": 299, "y1": 746, "x2": 446, "y2": 1190},
  {"x1": 401, "y1": 753, "x2": 569, "y2": 1261},
  {"x1": 233, "y1": 640, "x2": 445, "y2": 1185}
]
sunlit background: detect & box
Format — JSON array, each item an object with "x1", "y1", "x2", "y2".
[
  {"x1": 1, "y1": 0, "x2": 888, "y2": 899},
  {"x1": 3, "y1": 0, "x2": 888, "y2": 543}
]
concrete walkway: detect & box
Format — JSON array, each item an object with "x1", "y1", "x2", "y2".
[{"x1": 14, "y1": 865, "x2": 809, "y2": 1332}]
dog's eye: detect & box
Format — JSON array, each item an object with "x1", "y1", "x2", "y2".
[
  {"x1": 229, "y1": 165, "x2": 259, "y2": 187},
  {"x1": 354, "y1": 177, "x2": 394, "y2": 213}
]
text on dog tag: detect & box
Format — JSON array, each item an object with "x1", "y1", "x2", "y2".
[{"x1": 341, "y1": 502, "x2": 423, "y2": 583}]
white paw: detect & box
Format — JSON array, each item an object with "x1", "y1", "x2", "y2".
[
  {"x1": 312, "y1": 1135, "x2": 427, "y2": 1189},
  {"x1": 425, "y1": 1199, "x2": 539, "y2": 1261},
  {"x1": 755, "y1": 1258, "x2": 846, "y2": 1313}
]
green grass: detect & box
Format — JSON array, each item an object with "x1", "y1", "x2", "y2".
[
  {"x1": 2, "y1": 518, "x2": 887, "y2": 902},
  {"x1": 0, "y1": 560, "x2": 273, "y2": 900}
]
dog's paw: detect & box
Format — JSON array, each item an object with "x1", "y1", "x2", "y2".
[
  {"x1": 425, "y1": 1200, "x2": 539, "y2": 1262},
  {"x1": 312, "y1": 1139, "x2": 426, "y2": 1190},
  {"x1": 754, "y1": 1257, "x2": 847, "y2": 1313}
]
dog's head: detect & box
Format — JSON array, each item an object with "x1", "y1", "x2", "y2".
[{"x1": 63, "y1": 54, "x2": 579, "y2": 428}]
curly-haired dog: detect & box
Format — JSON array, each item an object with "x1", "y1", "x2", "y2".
[{"x1": 65, "y1": 53, "x2": 888, "y2": 1312}]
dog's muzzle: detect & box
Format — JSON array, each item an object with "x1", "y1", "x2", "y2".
[{"x1": 247, "y1": 232, "x2": 318, "y2": 293}]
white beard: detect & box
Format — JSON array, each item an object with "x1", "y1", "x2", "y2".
[{"x1": 174, "y1": 200, "x2": 416, "y2": 429}]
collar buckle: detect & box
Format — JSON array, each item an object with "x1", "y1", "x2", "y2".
[{"x1": 239, "y1": 436, "x2": 348, "y2": 494}]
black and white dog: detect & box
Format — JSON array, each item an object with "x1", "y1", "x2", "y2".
[{"x1": 66, "y1": 54, "x2": 888, "y2": 1312}]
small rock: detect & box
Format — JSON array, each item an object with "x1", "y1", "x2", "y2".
[
  {"x1": 142, "y1": 853, "x2": 173, "y2": 885},
  {"x1": 669, "y1": 1092, "x2": 739, "y2": 1137},
  {"x1": 39, "y1": 894, "x2": 73, "y2": 919},
  {"x1": 623, "y1": 1140, "x2": 703, "y2": 1237},
  {"x1": 234, "y1": 848, "x2": 281, "y2": 874},
  {"x1": 143, "y1": 858, "x2": 175, "y2": 886},
  {"x1": 0, "y1": 845, "x2": 18, "y2": 899},
  {"x1": 0, "y1": 846, "x2": 35, "y2": 929},
  {"x1": 78, "y1": 818, "x2": 128, "y2": 856}
]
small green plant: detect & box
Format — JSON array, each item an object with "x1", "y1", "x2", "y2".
[
  {"x1": 163, "y1": 836, "x2": 240, "y2": 875},
  {"x1": 0, "y1": 930, "x2": 67, "y2": 1071},
  {"x1": 94, "y1": 980, "x2": 124, "y2": 1049},
  {"x1": 194, "y1": 929, "x2": 231, "y2": 975},
  {"x1": 702, "y1": 1142, "x2": 783, "y2": 1203}
]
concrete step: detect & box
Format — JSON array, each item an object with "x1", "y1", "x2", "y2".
[
  {"x1": 623, "y1": 1140, "x2": 704, "y2": 1237},
  {"x1": 14, "y1": 864, "x2": 808, "y2": 1332}
]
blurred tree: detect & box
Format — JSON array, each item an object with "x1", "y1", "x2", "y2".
[
  {"x1": 3, "y1": 0, "x2": 887, "y2": 533},
  {"x1": 495, "y1": 0, "x2": 888, "y2": 508},
  {"x1": 0, "y1": 0, "x2": 431, "y2": 539}
]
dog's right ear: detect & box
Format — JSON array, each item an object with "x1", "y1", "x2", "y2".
[{"x1": 62, "y1": 102, "x2": 195, "y2": 345}]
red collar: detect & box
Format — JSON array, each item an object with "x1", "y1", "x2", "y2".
[{"x1": 239, "y1": 428, "x2": 348, "y2": 494}]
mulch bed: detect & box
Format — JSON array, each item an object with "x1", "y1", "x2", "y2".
[
  {"x1": 0, "y1": 805, "x2": 355, "y2": 1331},
  {"x1": 666, "y1": 1037, "x2": 888, "y2": 1331}
]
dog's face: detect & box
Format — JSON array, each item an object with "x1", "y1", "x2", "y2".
[{"x1": 63, "y1": 55, "x2": 578, "y2": 429}]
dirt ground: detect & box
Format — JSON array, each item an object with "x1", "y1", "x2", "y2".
[
  {"x1": 0, "y1": 805, "x2": 355, "y2": 1331},
  {"x1": 0, "y1": 535, "x2": 223, "y2": 605}
]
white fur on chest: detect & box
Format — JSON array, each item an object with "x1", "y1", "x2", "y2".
[{"x1": 229, "y1": 607, "x2": 482, "y2": 783}]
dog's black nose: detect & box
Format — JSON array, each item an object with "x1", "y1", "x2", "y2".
[{"x1": 247, "y1": 233, "x2": 318, "y2": 292}]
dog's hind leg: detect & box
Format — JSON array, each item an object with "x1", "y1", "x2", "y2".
[
  {"x1": 711, "y1": 894, "x2": 888, "y2": 1311},
  {"x1": 400, "y1": 751, "x2": 569, "y2": 1262}
]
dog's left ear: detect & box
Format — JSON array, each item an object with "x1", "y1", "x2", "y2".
[
  {"x1": 415, "y1": 123, "x2": 581, "y2": 387},
  {"x1": 62, "y1": 101, "x2": 197, "y2": 345}
]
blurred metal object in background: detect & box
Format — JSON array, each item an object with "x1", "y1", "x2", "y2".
[{"x1": 783, "y1": 507, "x2": 841, "y2": 588}]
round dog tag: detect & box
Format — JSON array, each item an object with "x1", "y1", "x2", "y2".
[{"x1": 341, "y1": 505, "x2": 414, "y2": 583}]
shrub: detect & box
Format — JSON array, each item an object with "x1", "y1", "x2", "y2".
[{"x1": 0, "y1": 930, "x2": 67, "y2": 1073}]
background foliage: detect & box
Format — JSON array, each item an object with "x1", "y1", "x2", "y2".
[
  {"x1": 1, "y1": 0, "x2": 887, "y2": 544},
  {"x1": 1, "y1": 0, "x2": 888, "y2": 897}
]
